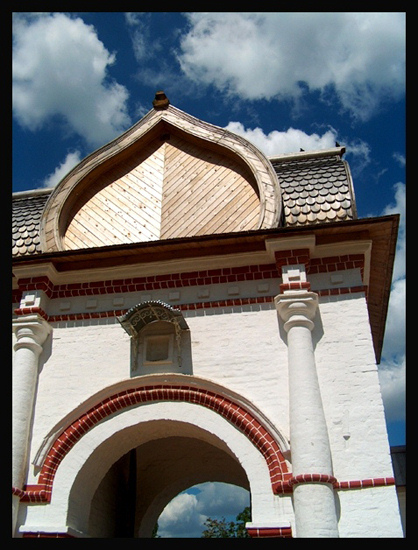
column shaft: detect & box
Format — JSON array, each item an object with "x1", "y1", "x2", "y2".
[
  {"x1": 12, "y1": 315, "x2": 51, "y2": 536},
  {"x1": 275, "y1": 291, "x2": 339, "y2": 538}
]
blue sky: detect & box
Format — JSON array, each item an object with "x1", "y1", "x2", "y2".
[{"x1": 12, "y1": 12, "x2": 405, "y2": 537}]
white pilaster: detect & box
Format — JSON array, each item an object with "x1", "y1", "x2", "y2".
[
  {"x1": 275, "y1": 289, "x2": 339, "y2": 538},
  {"x1": 12, "y1": 314, "x2": 52, "y2": 536}
]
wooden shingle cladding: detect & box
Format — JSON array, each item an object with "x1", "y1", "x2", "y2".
[
  {"x1": 271, "y1": 148, "x2": 357, "y2": 227},
  {"x1": 63, "y1": 131, "x2": 260, "y2": 250},
  {"x1": 39, "y1": 104, "x2": 281, "y2": 253}
]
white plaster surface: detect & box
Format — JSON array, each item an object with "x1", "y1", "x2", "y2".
[{"x1": 17, "y1": 289, "x2": 403, "y2": 537}]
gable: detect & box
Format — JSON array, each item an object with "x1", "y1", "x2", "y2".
[
  {"x1": 39, "y1": 98, "x2": 281, "y2": 253},
  {"x1": 64, "y1": 130, "x2": 260, "y2": 250}
]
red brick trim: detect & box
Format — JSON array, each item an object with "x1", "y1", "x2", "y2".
[
  {"x1": 12, "y1": 485, "x2": 48, "y2": 503},
  {"x1": 19, "y1": 384, "x2": 290, "y2": 503},
  {"x1": 12, "y1": 289, "x2": 22, "y2": 304},
  {"x1": 13, "y1": 289, "x2": 368, "y2": 324},
  {"x1": 309, "y1": 254, "x2": 365, "y2": 280},
  {"x1": 247, "y1": 526, "x2": 293, "y2": 538},
  {"x1": 279, "y1": 281, "x2": 311, "y2": 293},
  {"x1": 274, "y1": 250, "x2": 365, "y2": 281},
  {"x1": 275, "y1": 248, "x2": 311, "y2": 273},
  {"x1": 16, "y1": 276, "x2": 54, "y2": 298},
  {"x1": 289, "y1": 473, "x2": 337, "y2": 486},
  {"x1": 317, "y1": 285, "x2": 368, "y2": 299},
  {"x1": 14, "y1": 296, "x2": 276, "y2": 323},
  {"x1": 14, "y1": 255, "x2": 365, "y2": 302},
  {"x1": 16, "y1": 265, "x2": 280, "y2": 299},
  {"x1": 14, "y1": 474, "x2": 395, "y2": 505},
  {"x1": 274, "y1": 475, "x2": 395, "y2": 494},
  {"x1": 13, "y1": 306, "x2": 49, "y2": 321},
  {"x1": 334, "y1": 477, "x2": 395, "y2": 490}
]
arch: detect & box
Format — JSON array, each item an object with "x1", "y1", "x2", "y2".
[
  {"x1": 117, "y1": 300, "x2": 189, "y2": 337},
  {"x1": 85, "y1": 422, "x2": 251, "y2": 537},
  {"x1": 39, "y1": 103, "x2": 282, "y2": 253},
  {"x1": 30, "y1": 377, "x2": 290, "y2": 505}
]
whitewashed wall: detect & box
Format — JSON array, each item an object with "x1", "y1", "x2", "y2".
[{"x1": 22, "y1": 290, "x2": 402, "y2": 537}]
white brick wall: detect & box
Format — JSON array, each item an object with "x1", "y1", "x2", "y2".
[{"x1": 21, "y1": 288, "x2": 402, "y2": 537}]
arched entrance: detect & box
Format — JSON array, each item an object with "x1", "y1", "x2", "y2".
[
  {"x1": 87, "y1": 420, "x2": 250, "y2": 537},
  {"x1": 22, "y1": 376, "x2": 292, "y2": 537}
]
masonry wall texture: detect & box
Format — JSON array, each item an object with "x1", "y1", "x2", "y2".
[{"x1": 20, "y1": 289, "x2": 402, "y2": 537}]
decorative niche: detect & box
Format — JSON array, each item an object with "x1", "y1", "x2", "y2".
[{"x1": 117, "y1": 301, "x2": 192, "y2": 376}]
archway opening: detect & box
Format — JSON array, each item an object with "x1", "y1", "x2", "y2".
[
  {"x1": 84, "y1": 420, "x2": 251, "y2": 538},
  {"x1": 156, "y1": 481, "x2": 251, "y2": 538}
]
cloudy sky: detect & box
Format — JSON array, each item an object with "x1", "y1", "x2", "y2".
[{"x1": 12, "y1": 12, "x2": 405, "y2": 537}]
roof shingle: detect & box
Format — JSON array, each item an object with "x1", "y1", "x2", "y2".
[
  {"x1": 12, "y1": 190, "x2": 51, "y2": 257},
  {"x1": 271, "y1": 149, "x2": 357, "y2": 227},
  {"x1": 12, "y1": 148, "x2": 358, "y2": 257}
]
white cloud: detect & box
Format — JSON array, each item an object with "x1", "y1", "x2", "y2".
[
  {"x1": 393, "y1": 152, "x2": 406, "y2": 168},
  {"x1": 382, "y1": 182, "x2": 406, "y2": 282},
  {"x1": 224, "y1": 122, "x2": 371, "y2": 177},
  {"x1": 13, "y1": 13, "x2": 131, "y2": 148},
  {"x1": 157, "y1": 492, "x2": 206, "y2": 538},
  {"x1": 157, "y1": 482, "x2": 249, "y2": 538},
  {"x1": 178, "y1": 12, "x2": 405, "y2": 120},
  {"x1": 195, "y1": 482, "x2": 249, "y2": 518},
  {"x1": 378, "y1": 355, "x2": 405, "y2": 422},
  {"x1": 42, "y1": 151, "x2": 82, "y2": 188},
  {"x1": 378, "y1": 182, "x2": 406, "y2": 425},
  {"x1": 382, "y1": 278, "x2": 406, "y2": 361},
  {"x1": 124, "y1": 12, "x2": 161, "y2": 62},
  {"x1": 225, "y1": 122, "x2": 338, "y2": 157}
]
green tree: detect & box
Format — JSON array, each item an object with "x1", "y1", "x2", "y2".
[
  {"x1": 201, "y1": 506, "x2": 251, "y2": 538},
  {"x1": 151, "y1": 522, "x2": 160, "y2": 538}
]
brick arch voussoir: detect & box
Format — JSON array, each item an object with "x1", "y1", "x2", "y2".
[{"x1": 30, "y1": 385, "x2": 289, "y2": 502}]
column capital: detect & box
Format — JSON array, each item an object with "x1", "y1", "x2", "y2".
[
  {"x1": 13, "y1": 314, "x2": 52, "y2": 353},
  {"x1": 274, "y1": 291, "x2": 318, "y2": 332}
]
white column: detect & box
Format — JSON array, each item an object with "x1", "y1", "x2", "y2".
[
  {"x1": 12, "y1": 314, "x2": 52, "y2": 536},
  {"x1": 275, "y1": 290, "x2": 339, "y2": 538}
]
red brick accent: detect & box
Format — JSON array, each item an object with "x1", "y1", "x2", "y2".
[
  {"x1": 20, "y1": 384, "x2": 290, "y2": 503},
  {"x1": 334, "y1": 477, "x2": 395, "y2": 490},
  {"x1": 274, "y1": 250, "x2": 365, "y2": 280},
  {"x1": 12, "y1": 289, "x2": 22, "y2": 304},
  {"x1": 279, "y1": 281, "x2": 311, "y2": 293},
  {"x1": 247, "y1": 526, "x2": 293, "y2": 538},
  {"x1": 13, "y1": 296, "x2": 275, "y2": 324},
  {"x1": 274, "y1": 248, "x2": 311, "y2": 274},
  {"x1": 289, "y1": 473, "x2": 338, "y2": 486},
  {"x1": 308, "y1": 254, "x2": 364, "y2": 281},
  {"x1": 16, "y1": 265, "x2": 281, "y2": 300},
  {"x1": 13, "y1": 287, "x2": 368, "y2": 324},
  {"x1": 13, "y1": 306, "x2": 49, "y2": 321},
  {"x1": 13, "y1": 468, "x2": 396, "y2": 504},
  {"x1": 14, "y1": 256, "x2": 367, "y2": 309},
  {"x1": 317, "y1": 286, "x2": 368, "y2": 299},
  {"x1": 16, "y1": 276, "x2": 54, "y2": 298},
  {"x1": 274, "y1": 474, "x2": 395, "y2": 494}
]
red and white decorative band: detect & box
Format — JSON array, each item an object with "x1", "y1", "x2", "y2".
[
  {"x1": 275, "y1": 474, "x2": 395, "y2": 494},
  {"x1": 13, "y1": 286, "x2": 368, "y2": 323},
  {"x1": 289, "y1": 473, "x2": 338, "y2": 486},
  {"x1": 13, "y1": 253, "x2": 365, "y2": 303}
]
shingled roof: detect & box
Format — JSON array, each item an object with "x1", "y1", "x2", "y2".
[
  {"x1": 271, "y1": 147, "x2": 357, "y2": 227},
  {"x1": 12, "y1": 188, "x2": 52, "y2": 257},
  {"x1": 12, "y1": 147, "x2": 357, "y2": 257}
]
